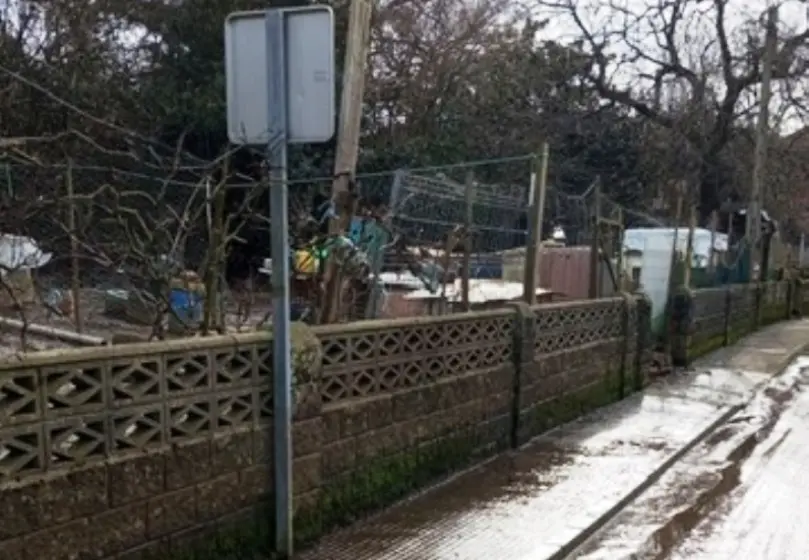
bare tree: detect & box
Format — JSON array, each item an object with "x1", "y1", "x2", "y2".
[
  {"x1": 538, "y1": 0, "x2": 809, "y2": 216},
  {"x1": 0, "y1": 119, "x2": 276, "y2": 350}
]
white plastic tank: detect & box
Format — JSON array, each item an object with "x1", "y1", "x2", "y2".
[{"x1": 623, "y1": 228, "x2": 728, "y2": 335}]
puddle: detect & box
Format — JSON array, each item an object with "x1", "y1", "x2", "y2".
[
  {"x1": 650, "y1": 378, "x2": 802, "y2": 558},
  {"x1": 652, "y1": 372, "x2": 808, "y2": 559},
  {"x1": 300, "y1": 441, "x2": 583, "y2": 557},
  {"x1": 760, "y1": 427, "x2": 791, "y2": 460},
  {"x1": 702, "y1": 425, "x2": 737, "y2": 447},
  {"x1": 575, "y1": 365, "x2": 809, "y2": 560}
]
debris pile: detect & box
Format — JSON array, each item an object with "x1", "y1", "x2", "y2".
[{"x1": 0, "y1": 234, "x2": 51, "y2": 309}]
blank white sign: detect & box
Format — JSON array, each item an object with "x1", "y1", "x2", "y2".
[{"x1": 224, "y1": 7, "x2": 335, "y2": 145}]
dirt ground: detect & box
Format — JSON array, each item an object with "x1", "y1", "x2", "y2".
[{"x1": 0, "y1": 287, "x2": 274, "y2": 358}]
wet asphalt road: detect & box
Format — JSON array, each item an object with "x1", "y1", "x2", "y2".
[
  {"x1": 295, "y1": 322, "x2": 809, "y2": 560},
  {"x1": 667, "y1": 357, "x2": 809, "y2": 559},
  {"x1": 297, "y1": 369, "x2": 763, "y2": 560},
  {"x1": 574, "y1": 356, "x2": 809, "y2": 560}
]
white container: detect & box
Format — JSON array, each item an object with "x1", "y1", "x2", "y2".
[{"x1": 623, "y1": 228, "x2": 728, "y2": 335}]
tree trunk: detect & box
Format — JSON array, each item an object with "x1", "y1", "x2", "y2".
[{"x1": 697, "y1": 151, "x2": 726, "y2": 222}]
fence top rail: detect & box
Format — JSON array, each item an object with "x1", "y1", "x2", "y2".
[
  {"x1": 311, "y1": 308, "x2": 515, "y2": 337},
  {"x1": 0, "y1": 330, "x2": 272, "y2": 371},
  {"x1": 529, "y1": 295, "x2": 627, "y2": 314}
]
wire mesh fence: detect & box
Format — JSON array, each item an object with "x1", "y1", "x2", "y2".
[
  {"x1": 360, "y1": 157, "x2": 533, "y2": 319},
  {"x1": 392, "y1": 170, "x2": 528, "y2": 253},
  {"x1": 1, "y1": 149, "x2": 806, "y2": 348},
  {"x1": 278, "y1": 157, "x2": 535, "y2": 321}
]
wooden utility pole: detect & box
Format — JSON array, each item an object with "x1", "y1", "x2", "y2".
[
  {"x1": 615, "y1": 207, "x2": 625, "y2": 291},
  {"x1": 320, "y1": 0, "x2": 373, "y2": 323},
  {"x1": 683, "y1": 203, "x2": 697, "y2": 289},
  {"x1": 202, "y1": 178, "x2": 226, "y2": 334},
  {"x1": 667, "y1": 184, "x2": 685, "y2": 290},
  {"x1": 462, "y1": 171, "x2": 475, "y2": 311},
  {"x1": 523, "y1": 143, "x2": 549, "y2": 304},
  {"x1": 726, "y1": 211, "x2": 734, "y2": 266},
  {"x1": 588, "y1": 177, "x2": 602, "y2": 299},
  {"x1": 661, "y1": 185, "x2": 684, "y2": 352},
  {"x1": 707, "y1": 210, "x2": 718, "y2": 277},
  {"x1": 66, "y1": 159, "x2": 82, "y2": 332},
  {"x1": 3, "y1": 164, "x2": 12, "y2": 199},
  {"x1": 748, "y1": 6, "x2": 778, "y2": 279}
]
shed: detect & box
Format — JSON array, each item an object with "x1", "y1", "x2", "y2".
[{"x1": 403, "y1": 278, "x2": 555, "y2": 314}]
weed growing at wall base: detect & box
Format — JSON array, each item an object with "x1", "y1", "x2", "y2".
[
  {"x1": 521, "y1": 371, "x2": 625, "y2": 442},
  {"x1": 315, "y1": 420, "x2": 509, "y2": 533},
  {"x1": 136, "y1": 422, "x2": 508, "y2": 560}
]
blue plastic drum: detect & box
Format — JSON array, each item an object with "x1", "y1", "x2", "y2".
[{"x1": 169, "y1": 288, "x2": 203, "y2": 323}]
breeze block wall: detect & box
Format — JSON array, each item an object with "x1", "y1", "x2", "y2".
[
  {"x1": 514, "y1": 295, "x2": 649, "y2": 444},
  {"x1": 0, "y1": 295, "x2": 656, "y2": 559},
  {"x1": 312, "y1": 311, "x2": 516, "y2": 531},
  {"x1": 0, "y1": 327, "x2": 322, "y2": 560},
  {"x1": 673, "y1": 281, "x2": 792, "y2": 365}
]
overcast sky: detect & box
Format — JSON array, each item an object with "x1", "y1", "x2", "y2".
[
  {"x1": 4, "y1": 0, "x2": 809, "y2": 134},
  {"x1": 530, "y1": 0, "x2": 809, "y2": 133}
]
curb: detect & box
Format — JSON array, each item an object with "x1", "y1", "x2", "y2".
[
  {"x1": 544, "y1": 401, "x2": 744, "y2": 560},
  {"x1": 770, "y1": 343, "x2": 809, "y2": 384},
  {"x1": 546, "y1": 337, "x2": 809, "y2": 560}
]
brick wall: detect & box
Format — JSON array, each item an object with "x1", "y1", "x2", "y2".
[{"x1": 0, "y1": 296, "x2": 654, "y2": 559}]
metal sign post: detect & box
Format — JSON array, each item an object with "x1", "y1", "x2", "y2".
[
  {"x1": 265, "y1": 10, "x2": 293, "y2": 555},
  {"x1": 225, "y1": 7, "x2": 334, "y2": 557}
]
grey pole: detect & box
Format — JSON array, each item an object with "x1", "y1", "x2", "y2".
[
  {"x1": 265, "y1": 10, "x2": 293, "y2": 557},
  {"x1": 749, "y1": 6, "x2": 778, "y2": 278}
]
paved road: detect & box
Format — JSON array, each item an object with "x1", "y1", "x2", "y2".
[
  {"x1": 668, "y1": 357, "x2": 809, "y2": 560},
  {"x1": 574, "y1": 355, "x2": 809, "y2": 560},
  {"x1": 295, "y1": 321, "x2": 809, "y2": 560},
  {"x1": 298, "y1": 369, "x2": 765, "y2": 560}
]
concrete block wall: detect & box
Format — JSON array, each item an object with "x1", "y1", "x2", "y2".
[
  {"x1": 676, "y1": 281, "x2": 792, "y2": 364},
  {"x1": 0, "y1": 295, "x2": 655, "y2": 559}
]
